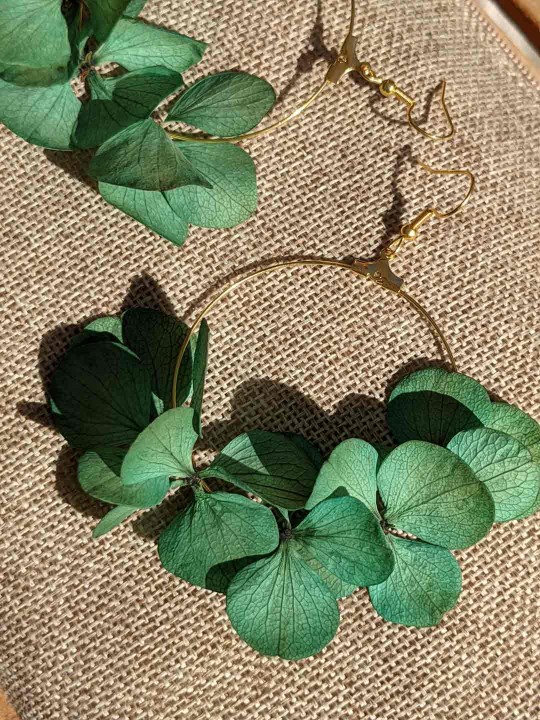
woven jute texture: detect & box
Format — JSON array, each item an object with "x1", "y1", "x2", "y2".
[{"x1": 1, "y1": 1, "x2": 539, "y2": 718}]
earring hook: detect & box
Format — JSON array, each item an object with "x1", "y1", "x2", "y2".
[
  {"x1": 360, "y1": 73, "x2": 456, "y2": 143},
  {"x1": 405, "y1": 80, "x2": 455, "y2": 142},
  {"x1": 415, "y1": 161, "x2": 475, "y2": 217},
  {"x1": 383, "y1": 161, "x2": 475, "y2": 258}
]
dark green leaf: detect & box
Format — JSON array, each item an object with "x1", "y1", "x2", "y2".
[
  {"x1": 378, "y1": 441, "x2": 495, "y2": 549},
  {"x1": 284, "y1": 433, "x2": 324, "y2": 469},
  {"x1": 387, "y1": 368, "x2": 493, "y2": 445},
  {"x1": 305, "y1": 438, "x2": 379, "y2": 515},
  {"x1": 79, "y1": 447, "x2": 169, "y2": 507},
  {"x1": 200, "y1": 431, "x2": 321, "y2": 509},
  {"x1": 447, "y1": 427, "x2": 540, "y2": 522},
  {"x1": 121, "y1": 308, "x2": 192, "y2": 412},
  {"x1": 93, "y1": 17, "x2": 206, "y2": 73},
  {"x1": 70, "y1": 329, "x2": 121, "y2": 349},
  {"x1": 93, "y1": 504, "x2": 137, "y2": 538},
  {"x1": 167, "y1": 71, "x2": 275, "y2": 136},
  {"x1": 85, "y1": 0, "x2": 132, "y2": 42},
  {"x1": 488, "y1": 402, "x2": 540, "y2": 463},
  {"x1": 292, "y1": 496, "x2": 394, "y2": 588},
  {"x1": 0, "y1": 78, "x2": 80, "y2": 150},
  {"x1": 190, "y1": 320, "x2": 209, "y2": 436},
  {"x1": 121, "y1": 407, "x2": 198, "y2": 486},
  {"x1": 158, "y1": 488, "x2": 279, "y2": 587},
  {"x1": 0, "y1": 0, "x2": 70, "y2": 75},
  {"x1": 74, "y1": 67, "x2": 184, "y2": 149},
  {"x1": 368, "y1": 535, "x2": 462, "y2": 627},
  {"x1": 49, "y1": 341, "x2": 152, "y2": 449},
  {"x1": 89, "y1": 119, "x2": 210, "y2": 191},
  {"x1": 226, "y1": 540, "x2": 340, "y2": 659}
]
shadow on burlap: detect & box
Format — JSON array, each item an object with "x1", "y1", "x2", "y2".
[{"x1": 1, "y1": 1, "x2": 539, "y2": 718}]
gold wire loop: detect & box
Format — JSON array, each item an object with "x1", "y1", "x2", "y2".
[
  {"x1": 406, "y1": 80, "x2": 455, "y2": 142},
  {"x1": 170, "y1": 258, "x2": 457, "y2": 409},
  {"x1": 171, "y1": 159, "x2": 475, "y2": 406}
]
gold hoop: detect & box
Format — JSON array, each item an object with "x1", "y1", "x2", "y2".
[
  {"x1": 171, "y1": 258, "x2": 456, "y2": 409},
  {"x1": 171, "y1": 161, "x2": 476, "y2": 407}
]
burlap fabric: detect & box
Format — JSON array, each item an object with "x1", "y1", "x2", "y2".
[{"x1": 1, "y1": 0, "x2": 539, "y2": 718}]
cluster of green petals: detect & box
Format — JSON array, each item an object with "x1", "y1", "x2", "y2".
[
  {"x1": 0, "y1": 0, "x2": 276, "y2": 245},
  {"x1": 387, "y1": 367, "x2": 540, "y2": 522},
  {"x1": 49, "y1": 308, "x2": 207, "y2": 534},
  {"x1": 49, "y1": 321, "x2": 540, "y2": 659}
]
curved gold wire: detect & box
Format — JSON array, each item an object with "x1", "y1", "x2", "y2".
[
  {"x1": 166, "y1": 0, "x2": 357, "y2": 145},
  {"x1": 171, "y1": 259, "x2": 457, "y2": 409},
  {"x1": 384, "y1": 162, "x2": 475, "y2": 258},
  {"x1": 416, "y1": 161, "x2": 475, "y2": 217},
  {"x1": 166, "y1": 80, "x2": 332, "y2": 144},
  {"x1": 405, "y1": 80, "x2": 455, "y2": 142}
]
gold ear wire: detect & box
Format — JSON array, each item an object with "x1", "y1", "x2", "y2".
[
  {"x1": 414, "y1": 161, "x2": 475, "y2": 217},
  {"x1": 405, "y1": 81, "x2": 455, "y2": 142},
  {"x1": 353, "y1": 70, "x2": 456, "y2": 142},
  {"x1": 330, "y1": 0, "x2": 456, "y2": 142},
  {"x1": 383, "y1": 162, "x2": 475, "y2": 259}
]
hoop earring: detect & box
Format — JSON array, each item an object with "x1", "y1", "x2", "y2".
[
  {"x1": 168, "y1": 0, "x2": 456, "y2": 145},
  {"x1": 46, "y1": 156, "x2": 540, "y2": 659}
]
